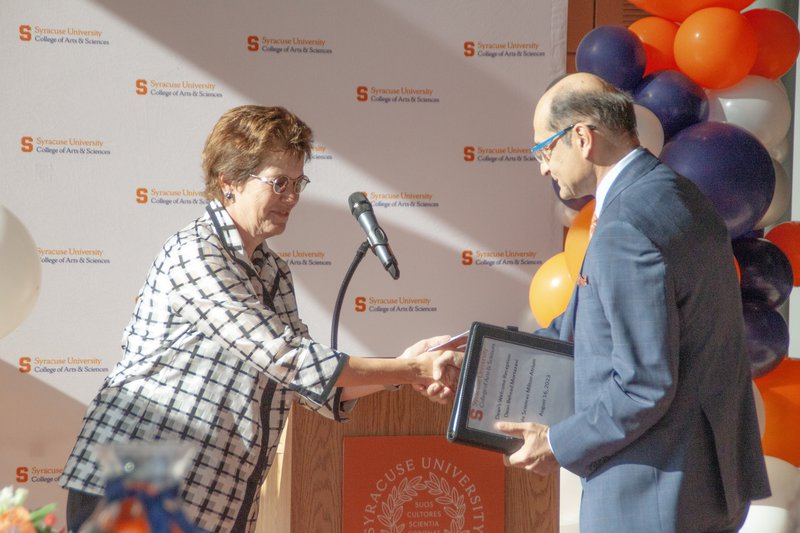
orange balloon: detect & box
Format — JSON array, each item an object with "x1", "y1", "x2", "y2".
[
  {"x1": 564, "y1": 200, "x2": 595, "y2": 281},
  {"x1": 744, "y1": 9, "x2": 800, "y2": 79},
  {"x1": 529, "y1": 252, "x2": 573, "y2": 328},
  {"x1": 766, "y1": 222, "x2": 800, "y2": 286},
  {"x1": 674, "y1": 8, "x2": 758, "y2": 89},
  {"x1": 629, "y1": 17, "x2": 679, "y2": 75},
  {"x1": 755, "y1": 358, "x2": 800, "y2": 466},
  {"x1": 629, "y1": 0, "x2": 755, "y2": 22}
]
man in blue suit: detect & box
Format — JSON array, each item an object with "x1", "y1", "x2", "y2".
[{"x1": 432, "y1": 72, "x2": 770, "y2": 531}]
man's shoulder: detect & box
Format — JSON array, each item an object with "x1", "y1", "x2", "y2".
[{"x1": 621, "y1": 155, "x2": 706, "y2": 211}]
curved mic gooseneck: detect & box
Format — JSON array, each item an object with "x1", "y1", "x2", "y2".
[{"x1": 331, "y1": 193, "x2": 401, "y2": 349}]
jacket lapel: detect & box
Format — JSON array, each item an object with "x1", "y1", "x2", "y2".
[{"x1": 600, "y1": 148, "x2": 660, "y2": 214}]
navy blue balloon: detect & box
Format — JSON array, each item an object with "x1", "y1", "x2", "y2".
[
  {"x1": 634, "y1": 70, "x2": 708, "y2": 141},
  {"x1": 660, "y1": 122, "x2": 775, "y2": 239},
  {"x1": 733, "y1": 238, "x2": 793, "y2": 309},
  {"x1": 576, "y1": 26, "x2": 646, "y2": 93},
  {"x1": 739, "y1": 228, "x2": 765, "y2": 240},
  {"x1": 551, "y1": 178, "x2": 593, "y2": 211},
  {"x1": 742, "y1": 301, "x2": 789, "y2": 378}
]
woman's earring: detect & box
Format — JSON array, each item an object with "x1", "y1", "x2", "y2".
[{"x1": 224, "y1": 190, "x2": 233, "y2": 200}]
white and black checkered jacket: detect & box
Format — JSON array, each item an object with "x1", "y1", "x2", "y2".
[{"x1": 60, "y1": 201, "x2": 352, "y2": 532}]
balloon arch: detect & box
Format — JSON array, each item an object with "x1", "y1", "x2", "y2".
[{"x1": 528, "y1": 0, "x2": 800, "y2": 486}]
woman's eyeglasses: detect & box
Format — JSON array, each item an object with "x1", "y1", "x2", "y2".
[{"x1": 249, "y1": 174, "x2": 311, "y2": 194}]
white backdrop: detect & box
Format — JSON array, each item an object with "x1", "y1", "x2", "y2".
[{"x1": 0, "y1": 0, "x2": 567, "y2": 520}]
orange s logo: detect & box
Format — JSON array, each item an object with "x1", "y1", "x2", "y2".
[
  {"x1": 463, "y1": 41, "x2": 475, "y2": 57},
  {"x1": 135, "y1": 188, "x2": 148, "y2": 204},
  {"x1": 469, "y1": 409, "x2": 483, "y2": 421},
  {"x1": 19, "y1": 357, "x2": 31, "y2": 373},
  {"x1": 461, "y1": 250, "x2": 473, "y2": 266},
  {"x1": 19, "y1": 25, "x2": 32, "y2": 41},
  {"x1": 16, "y1": 467, "x2": 29, "y2": 483},
  {"x1": 21, "y1": 137, "x2": 33, "y2": 153},
  {"x1": 135, "y1": 79, "x2": 148, "y2": 95},
  {"x1": 355, "y1": 297, "x2": 366, "y2": 312},
  {"x1": 247, "y1": 35, "x2": 259, "y2": 51},
  {"x1": 463, "y1": 146, "x2": 475, "y2": 162},
  {"x1": 356, "y1": 86, "x2": 368, "y2": 102}
]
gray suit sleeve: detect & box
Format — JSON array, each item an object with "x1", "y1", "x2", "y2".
[{"x1": 548, "y1": 219, "x2": 679, "y2": 476}]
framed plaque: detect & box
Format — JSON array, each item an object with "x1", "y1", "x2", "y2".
[{"x1": 447, "y1": 322, "x2": 574, "y2": 454}]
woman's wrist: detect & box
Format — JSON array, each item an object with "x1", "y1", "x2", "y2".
[{"x1": 405, "y1": 354, "x2": 431, "y2": 385}]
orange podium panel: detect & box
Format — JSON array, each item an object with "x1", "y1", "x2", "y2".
[{"x1": 343, "y1": 435, "x2": 505, "y2": 532}]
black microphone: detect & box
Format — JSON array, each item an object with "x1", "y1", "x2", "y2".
[{"x1": 348, "y1": 192, "x2": 399, "y2": 279}]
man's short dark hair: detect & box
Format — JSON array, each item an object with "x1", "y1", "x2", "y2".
[{"x1": 547, "y1": 78, "x2": 637, "y2": 143}]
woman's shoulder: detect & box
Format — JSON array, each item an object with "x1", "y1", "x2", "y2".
[{"x1": 160, "y1": 214, "x2": 226, "y2": 261}]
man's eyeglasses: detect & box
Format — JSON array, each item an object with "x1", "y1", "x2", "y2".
[
  {"x1": 530, "y1": 125, "x2": 575, "y2": 163},
  {"x1": 249, "y1": 174, "x2": 311, "y2": 194}
]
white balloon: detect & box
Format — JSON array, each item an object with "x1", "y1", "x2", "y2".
[
  {"x1": 753, "y1": 382, "x2": 766, "y2": 439},
  {"x1": 738, "y1": 505, "x2": 792, "y2": 533},
  {"x1": 706, "y1": 76, "x2": 791, "y2": 150},
  {"x1": 761, "y1": 456, "x2": 800, "y2": 510},
  {"x1": 755, "y1": 159, "x2": 791, "y2": 230},
  {"x1": 740, "y1": 455, "x2": 800, "y2": 532},
  {"x1": 0, "y1": 205, "x2": 42, "y2": 338},
  {"x1": 634, "y1": 104, "x2": 664, "y2": 156},
  {"x1": 770, "y1": 135, "x2": 791, "y2": 164}
]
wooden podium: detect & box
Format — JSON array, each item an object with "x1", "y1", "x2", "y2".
[{"x1": 257, "y1": 386, "x2": 558, "y2": 532}]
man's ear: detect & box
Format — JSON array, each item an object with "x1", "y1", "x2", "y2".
[{"x1": 575, "y1": 124, "x2": 592, "y2": 155}]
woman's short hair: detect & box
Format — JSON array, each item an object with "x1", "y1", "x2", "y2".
[
  {"x1": 547, "y1": 79, "x2": 637, "y2": 144},
  {"x1": 201, "y1": 105, "x2": 313, "y2": 201}
]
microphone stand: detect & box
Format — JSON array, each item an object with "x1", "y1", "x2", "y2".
[{"x1": 331, "y1": 240, "x2": 370, "y2": 350}]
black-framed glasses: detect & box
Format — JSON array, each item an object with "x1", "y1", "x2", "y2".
[
  {"x1": 249, "y1": 174, "x2": 310, "y2": 194},
  {"x1": 530, "y1": 125, "x2": 574, "y2": 163}
]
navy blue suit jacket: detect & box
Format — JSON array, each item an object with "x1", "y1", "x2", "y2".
[{"x1": 540, "y1": 149, "x2": 769, "y2": 532}]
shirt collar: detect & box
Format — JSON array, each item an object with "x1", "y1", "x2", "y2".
[
  {"x1": 594, "y1": 147, "x2": 642, "y2": 217},
  {"x1": 206, "y1": 200, "x2": 272, "y2": 268}
]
